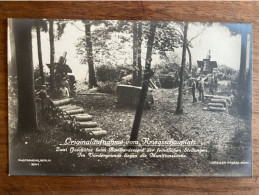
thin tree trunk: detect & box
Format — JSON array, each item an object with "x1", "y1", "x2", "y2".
[
  {"x1": 187, "y1": 45, "x2": 192, "y2": 72},
  {"x1": 239, "y1": 29, "x2": 248, "y2": 90},
  {"x1": 36, "y1": 24, "x2": 45, "y2": 84},
  {"x1": 129, "y1": 21, "x2": 158, "y2": 143},
  {"x1": 8, "y1": 19, "x2": 17, "y2": 76},
  {"x1": 49, "y1": 19, "x2": 55, "y2": 96},
  {"x1": 84, "y1": 21, "x2": 98, "y2": 89},
  {"x1": 176, "y1": 23, "x2": 188, "y2": 114},
  {"x1": 12, "y1": 19, "x2": 38, "y2": 137},
  {"x1": 132, "y1": 21, "x2": 138, "y2": 86},
  {"x1": 137, "y1": 21, "x2": 142, "y2": 86}
]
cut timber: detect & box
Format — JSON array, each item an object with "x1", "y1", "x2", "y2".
[
  {"x1": 60, "y1": 106, "x2": 82, "y2": 112},
  {"x1": 208, "y1": 103, "x2": 225, "y2": 108},
  {"x1": 76, "y1": 121, "x2": 98, "y2": 128},
  {"x1": 65, "y1": 108, "x2": 84, "y2": 115},
  {"x1": 90, "y1": 130, "x2": 107, "y2": 138},
  {"x1": 73, "y1": 114, "x2": 93, "y2": 121},
  {"x1": 211, "y1": 99, "x2": 227, "y2": 107},
  {"x1": 204, "y1": 95, "x2": 230, "y2": 100},
  {"x1": 58, "y1": 104, "x2": 74, "y2": 109},
  {"x1": 51, "y1": 98, "x2": 73, "y2": 106},
  {"x1": 80, "y1": 128, "x2": 103, "y2": 134},
  {"x1": 209, "y1": 106, "x2": 226, "y2": 112},
  {"x1": 212, "y1": 95, "x2": 230, "y2": 100}
]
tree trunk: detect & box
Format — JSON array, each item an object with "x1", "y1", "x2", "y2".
[
  {"x1": 239, "y1": 29, "x2": 248, "y2": 90},
  {"x1": 129, "y1": 21, "x2": 158, "y2": 143},
  {"x1": 187, "y1": 45, "x2": 192, "y2": 72},
  {"x1": 8, "y1": 19, "x2": 17, "y2": 77},
  {"x1": 36, "y1": 23, "x2": 45, "y2": 84},
  {"x1": 132, "y1": 21, "x2": 138, "y2": 86},
  {"x1": 48, "y1": 19, "x2": 55, "y2": 96},
  {"x1": 137, "y1": 21, "x2": 143, "y2": 86},
  {"x1": 84, "y1": 21, "x2": 98, "y2": 89},
  {"x1": 176, "y1": 23, "x2": 188, "y2": 114},
  {"x1": 12, "y1": 19, "x2": 38, "y2": 137}
]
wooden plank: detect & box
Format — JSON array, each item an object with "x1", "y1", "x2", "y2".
[
  {"x1": 73, "y1": 115, "x2": 93, "y2": 121},
  {"x1": 51, "y1": 98, "x2": 73, "y2": 107},
  {"x1": 80, "y1": 128, "x2": 103, "y2": 134},
  {"x1": 208, "y1": 103, "x2": 225, "y2": 107},
  {"x1": 211, "y1": 99, "x2": 227, "y2": 106},
  {"x1": 76, "y1": 121, "x2": 98, "y2": 128},
  {"x1": 65, "y1": 108, "x2": 84, "y2": 115},
  {"x1": 90, "y1": 130, "x2": 108, "y2": 138},
  {"x1": 209, "y1": 106, "x2": 227, "y2": 112}
]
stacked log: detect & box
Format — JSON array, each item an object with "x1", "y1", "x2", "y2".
[
  {"x1": 204, "y1": 95, "x2": 231, "y2": 112},
  {"x1": 49, "y1": 98, "x2": 107, "y2": 138},
  {"x1": 51, "y1": 98, "x2": 73, "y2": 106}
]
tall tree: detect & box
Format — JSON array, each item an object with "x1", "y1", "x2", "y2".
[
  {"x1": 137, "y1": 21, "x2": 143, "y2": 86},
  {"x1": 11, "y1": 19, "x2": 38, "y2": 137},
  {"x1": 8, "y1": 19, "x2": 17, "y2": 76},
  {"x1": 132, "y1": 21, "x2": 138, "y2": 86},
  {"x1": 187, "y1": 45, "x2": 192, "y2": 72},
  {"x1": 48, "y1": 19, "x2": 55, "y2": 96},
  {"x1": 129, "y1": 21, "x2": 158, "y2": 143},
  {"x1": 176, "y1": 23, "x2": 188, "y2": 114},
  {"x1": 84, "y1": 20, "x2": 98, "y2": 89},
  {"x1": 239, "y1": 28, "x2": 248, "y2": 90},
  {"x1": 34, "y1": 20, "x2": 48, "y2": 85}
]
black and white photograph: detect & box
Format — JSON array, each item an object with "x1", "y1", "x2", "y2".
[{"x1": 8, "y1": 19, "x2": 252, "y2": 176}]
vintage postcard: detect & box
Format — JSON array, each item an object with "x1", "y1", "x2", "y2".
[{"x1": 8, "y1": 19, "x2": 252, "y2": 176}]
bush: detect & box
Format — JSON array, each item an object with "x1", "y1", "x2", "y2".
[
  {"x1": 97, "y1": 81, "x2": 117, "y2": 94},
  {"x1": 96, "y1": 65, "x2": 130, "y2": 82}
]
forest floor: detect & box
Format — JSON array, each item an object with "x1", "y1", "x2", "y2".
[{"x1": 9, "y1": 80, "x2": 252, "y2": 176}]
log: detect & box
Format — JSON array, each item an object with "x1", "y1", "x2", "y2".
[
  {"x1": 65, "y1": 108, "x2": 84, "y2": 115},
  {"x1": 208, "y1": 103, "x2": 225, "y2": 108},
  {"x1": 212, "y1": 95, "x2": 230, "y2": 100},
  {"x1": 90, "y1": 130, "x2": 107, "y2": 138},
  {"x1": 209, "y1": 106, "x2": 226, "y2": 112},
  {"x1": 76, "y1": 121, "x2": 98, "y2": 128},
  {"x1": 204, "y1": 95, "x2": 230, "y2": 100},
  {"x1": 60, "y1": 106, "x2": 82, "y2": 112},
  {"x1": 73, "y1": 114, "x2": 93, "y2": 121},
  {"x1": 51, "y1": 98, "x2": 73, "y2": 107},
  {"x1": 80, "y1": 128, "x2": 103, "y2": 134},
  {"x1": 58, "y1": 104, "x2": 73, "y2": 109},
  {"x1": 211, "y1": 99, "x2": 227, "y2": 107}
]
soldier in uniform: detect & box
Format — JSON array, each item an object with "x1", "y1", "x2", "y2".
[
  {"x1": 191, "y1": 78, "x2": 197, "y2": 103},
  {"x1": 198, "y1": 77, "x2": 204, "y2": 101}
]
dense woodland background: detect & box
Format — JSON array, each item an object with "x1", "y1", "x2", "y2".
[{"x1": 1, "y1": 1, "x2": 259, "y2": 194}]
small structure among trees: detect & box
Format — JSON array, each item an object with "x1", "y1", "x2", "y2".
[
  {"x1": 197, "y1": 50, "x2": 218, "y2": 74},
  {"x1": 46, "y1": 52, "x2": 76, "y2": 99}
]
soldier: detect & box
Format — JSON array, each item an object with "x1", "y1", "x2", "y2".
[
  {"x1": 191, "y1": 78, "x2": 197, "y2": 103},
  {"x1": 198, "y1": 77, "x2": 204, "y2": 101}
]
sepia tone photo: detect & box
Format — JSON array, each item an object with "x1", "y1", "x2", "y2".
[{"x1": 8, "y1": 19, "x2": 252, "y2": 176}]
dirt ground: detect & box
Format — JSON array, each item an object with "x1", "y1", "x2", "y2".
[{"x1": 9, "y1": 80, "x2": 252, "y2": 176}]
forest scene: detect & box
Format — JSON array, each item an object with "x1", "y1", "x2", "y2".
[{"x1": 8, "y1": 19, "x2": 252, "y2": 176}]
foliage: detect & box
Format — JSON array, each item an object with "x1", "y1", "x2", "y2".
[
  {"x1": 55, "y1": 19, "x2": 68, "y2": 40},
  {"x1": 153, "y1": 21, "x2": 181, "y2": 56},
  {"x1": 96, "y1": 81, "x2": 117, "y2": 94},
  {"x1": 96, "y1": 64, "x2": 130, "y2": 82},
  {"x1": 32, "y1": 19, "x2": 48, "y2": 32},
  {"x1": 34, "y1": 65, "x2": 48, "y2": 80}
]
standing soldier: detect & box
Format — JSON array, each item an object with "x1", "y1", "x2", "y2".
[
  {"x1": 198, "y1": 77, "x2": 204, "y2": 101},
  {"x1": 191, "y1": 78, "x2": 197, "y2": 103}
]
